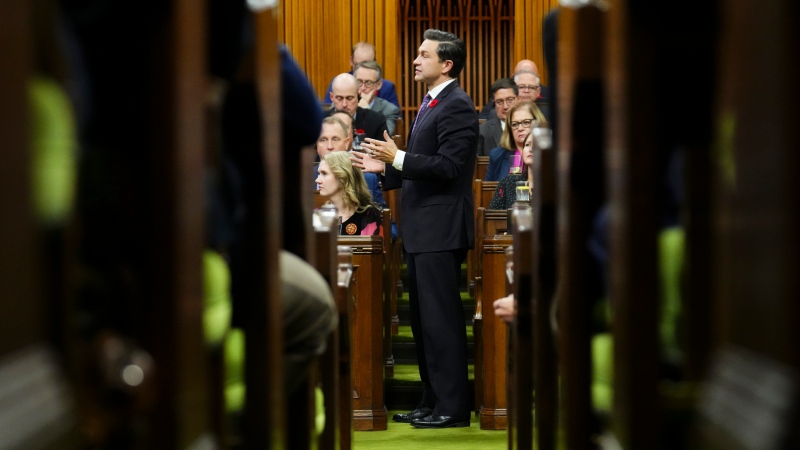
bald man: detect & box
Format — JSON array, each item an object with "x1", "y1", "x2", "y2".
[
  {"x1": 327, "y1": 73, "x2": 388, "y2": 141},
  {"x1": 515, "y1": 59, "x2": 539, "y2": 74},
  {"x1": 323, "y1": 42, "x2": 400, "y2": 108}
]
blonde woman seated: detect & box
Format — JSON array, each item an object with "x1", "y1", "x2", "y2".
[
  {"x1": 484, "y1": 101, "x2": 546, "y2": 182},
  {"x1": 489, "y1": 131, "x2": 534, "y2": 210},
  {"x1": 315, "y1": 151, "x2": 384, "y2": 236}
]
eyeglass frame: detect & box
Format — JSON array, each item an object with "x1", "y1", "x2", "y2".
[
  {"x1": 510, "y1": 119, "x2": 535, "y2": 129},
  {"x1": 517, "y1": 85, "x2": 541, "y2": 92},
  {"x1": 493, "y1": 96, "x2": 518, "y2": 107},
  {"x1": 356, "y1": 79, "x2": 380, "y2": 88}
]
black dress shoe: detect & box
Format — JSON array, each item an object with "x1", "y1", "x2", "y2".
[
  {"x1": 392, "y1": 407, "x2": 433, "y2": 423},
  {"x1": 410, "y1": 414, "x2": 470, "y2": 428}
]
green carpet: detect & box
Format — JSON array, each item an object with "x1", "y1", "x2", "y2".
[
  {"x1": 394, "y1": 325, "x2": 473, "y2": 344},
  {"x1": 390, "y1": 363, "x2": 474, "y2": 384},
  {"x1": 354, "y1": 411, "x2": 506, "y2": 449},
  {"x1": 396, "y1": 291, "x2": 474, "y2": 305}
]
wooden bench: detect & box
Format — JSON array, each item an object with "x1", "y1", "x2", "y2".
[
  {"x1": 383, "y1": 189, "x2": 404, "y2": 307},
  {"x1": 472, "y1": 206, "x2": 509, "y2": 415},
  {"x1": 338, "y1": 235, "x2": 387, "y2": 431},
  {"x1": 475, "y1": 155, "x2": 490, "y2": 182},
  {"x1": 468, "y1": 179, "x2": 500, "y2": 297},
  {"x1": 392, "y1": 118, "x2": 406, "y2": 151},
  {"x1": 379, "y1": 210, "x2": 395, "y2": 378},
  {"x1": 471, "y1": 205, "x2": 513, "y2": 429},
  {"x1": 309, "y1": 222, "x2": 350, "y2": 450}
]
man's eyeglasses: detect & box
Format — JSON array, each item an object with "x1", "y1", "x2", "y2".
[
  {"x1": 511, "y1": 119, "x2": 534, "y2": 129},
  {"x1": 517, "y1": 85, "x2": 541, "y2": 91},
  {"x1": 494, "y1": 97, "x2": 517, "y2": 107},
  {"x1": 357, "y1": 80, "x2": 379, "y2": 88}
]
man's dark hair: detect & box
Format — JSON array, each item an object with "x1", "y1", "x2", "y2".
[
  {"x1": 490, "y1": 77, "x2": 518, "y2": 97},
  {"x1": 422, "y1": 29, "x2": 467, "y2": 79}
]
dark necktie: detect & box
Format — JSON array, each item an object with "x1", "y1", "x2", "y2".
[{"x1": 411, "y1": 93, "x2": 432, "y2": 135}]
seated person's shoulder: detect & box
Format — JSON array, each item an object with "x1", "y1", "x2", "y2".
[
  {"x1": 479, "y1": 117, "x2": 499, "y2": 131},
  {"x1": 488, "y1": 146, "x2": 507, "y2": 158}
]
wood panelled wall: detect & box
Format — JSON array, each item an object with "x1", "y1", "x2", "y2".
[
  {"x1": 400, "y1": 0, "x2": 514, "y2": 127},
  {"x1": 280, "y1": 0, "x2": 557, "y2": 128},
  {"x1": 514, "y1": 0, "x2": 558, "y2": 85},
  {"x1": 279, "y1": 0, "x2": 401, "y2": 103}
]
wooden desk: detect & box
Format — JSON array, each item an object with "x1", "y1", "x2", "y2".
[
  {"x1": 338, "y1": 236, "x2": 387, "y2": 431},
  {"x1": 476, "y1": 234, "x2": 513, "y2": 430}
]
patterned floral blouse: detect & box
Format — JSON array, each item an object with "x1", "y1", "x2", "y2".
[{"x1": 488, "y1": 174, "x2": 527, "y2": 210}]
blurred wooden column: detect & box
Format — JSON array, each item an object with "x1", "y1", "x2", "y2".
[
  {"x1": 605, "y1": 0, "x2": 661, "y2": 446},
  {"x1": 145, "y1": 0, "x2": 217, "y2": 447},
  {"x1": 696, "y1": 0, "x2": 800, "y2": 447},
  {"x1": 556, "y1": 6, "x2": 606, "y2": 450},
  {"x1": 243, "y1": 6, "x2": 286, "y2": 449},
  {"x1": 0, "y1": 2, "x2": 78, "y2": 446}
]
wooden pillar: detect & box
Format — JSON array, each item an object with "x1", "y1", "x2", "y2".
[
  {"x1": 509, "y1": 212, "x2": 535, "y2": 449},
  {"x1": 244, "y1": 6, "x2": 286, "y2": 448},
  {"x1": 605, "y1": 0, "x2": 661, "y2": 446},
  {"x1": 0, "y1": 3, "x2": 78, "y2": 446},
  {"x1": 697, "y1": 0, "x2": 800, "y2": 448},
  {"x1": 556, "y1": 6, "x2": 606, "y2": 450}
]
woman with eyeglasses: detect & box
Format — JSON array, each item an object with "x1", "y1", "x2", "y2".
[
  {"x1": 484, "y1": 101, "x2": 546, "y2": 182},
  {"x1": 488, "y1": 132, "x2": 535, "y2": 210}
]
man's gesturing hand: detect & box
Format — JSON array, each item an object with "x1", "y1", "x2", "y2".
[{"x1": 361, "y1": 130, "x2": 398, "y2": 165}]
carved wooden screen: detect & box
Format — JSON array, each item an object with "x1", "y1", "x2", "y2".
[{"x1": 400, "y1": 0, "x2": 515, "y2": 129}]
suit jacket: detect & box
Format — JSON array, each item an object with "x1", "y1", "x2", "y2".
[
  {"x1": 478, "y1": 118, "x2": 503, "y2": 156},
  {"x1": 485, "y1": 146, "x2": 515, "y2": 182},
  {"x1": 352, "y1": 107, "x2": 388, "y2": 141},
  {"x1": 383, "y1": 81, "x2": 478, "y2": 253},
  {"x1": 325, "y1": 76, "x2": 400, "y2": 108},
  {"x1": 325, "y1": 106, "x2": 388, "y2": 141},
  {"x1": 370, "y1": 97, "x2": 401, "y2": 135}
]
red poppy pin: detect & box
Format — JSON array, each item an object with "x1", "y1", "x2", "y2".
[
  {"x1": 428, "y1": 99, "x2": 439, "y2": 109},
  {"x1": 355, "y1": 129, "x2": 365, "y2": 135}
]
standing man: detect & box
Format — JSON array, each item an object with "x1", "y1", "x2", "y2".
[{"x1": 354, "y1": 29, "x2": 477, "y2": 429}]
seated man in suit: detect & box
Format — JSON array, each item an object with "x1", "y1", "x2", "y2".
[
  {"x1": 479, "y1": 59, "x2": 551, "y2": 120},
  {"x1": 513, "y1": 69, "x2": 550, "y2": 121},
  {"x1": 478, "y1": 78, "x2": 518, "y2": 156},
  {"x1": 327, "y1": 73, "x2": 388, "y2": 142},
  {"x1": 324, "y1": 41, "x2": 400, "y2": 108},
  {"x1": 355, "y1": 61, "x2": 401, "y2": 135}
]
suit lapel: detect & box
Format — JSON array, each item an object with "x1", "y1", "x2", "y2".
[{"x1": 408, "y1": 82, "x2": 460, "y2": 149}]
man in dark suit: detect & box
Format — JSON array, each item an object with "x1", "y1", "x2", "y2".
[
  {"x1": 327, "y1": 73, "x2": 388, "y2": 141},
  {"x1": 478, "y1": 59, "x2": 552, "y2": 120},
  {"x1": 355, "y1": 28, "x2": 477, "y2": 429},
  {"x1": 355, "y1": 61, "x2": 401, "y2": 135},
  {"x1": 478, "y1": 77, "x2": 518, "y2": 156}
]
